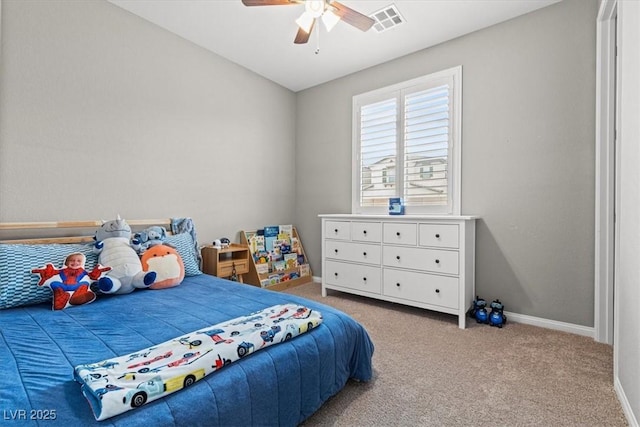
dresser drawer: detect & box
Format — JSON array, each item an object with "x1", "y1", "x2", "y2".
[
  {"x1": 351, "y1": 221, "x2": 382, "y2": 243},
  {"x1": 382, "y1": 246, "x2": 459, "y2": 275},
  {"x1": 419, "y1": 224, "x2": 459, "y2": 249},
  {"x1": 325, "y1": 221, "x2": 351, "y2": 240},
  {"x1": 325, "y1": 260, "x2": 381, "y2": 294},
  {"x1": 383, "y1": 222, "x2": 417, "y2": 245},
  {"x1": 325, "y1": 240, "x2": 381, "y2": 265},
  {"x1": 383, "y1": 268, "x2": 459, "y2": 309}
]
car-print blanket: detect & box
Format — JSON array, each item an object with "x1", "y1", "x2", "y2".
[{"x1": 73, "y1": 303, "x2": 323, "y2": 421}]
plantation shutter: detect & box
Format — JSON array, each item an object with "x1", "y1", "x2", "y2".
[
  {"x1": 353, "y1": 66, "x2": 460, "y2": 215},
  {"x1": 359, "y1": 97, "x2": 398, "y2": 207},
  {"x1": 403, "y1": 82, "x2": 451, "y2": 207}
]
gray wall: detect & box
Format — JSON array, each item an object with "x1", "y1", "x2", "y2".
[
  {"x1": 296, "y1": 0, "x2": 597, "y2": 327},
  {"x1": 0, "y1": 0, "x2": 599, "y2": 327},
  {"x1": 0, "y1": 0, "x2": 297, "y2": 243}
]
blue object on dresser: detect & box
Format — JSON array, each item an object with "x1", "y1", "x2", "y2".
[{"x1": 388, "y1": 197, "x2": 405, "y2": 215}]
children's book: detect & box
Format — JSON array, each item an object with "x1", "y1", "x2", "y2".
[
  {"x1": 245, "y1": 231, "x2": 256, "y2": 251},
  {"x1": 267, "y1": 274, "x2": 281, "y2": 285},
  {"x1": 246, "y1": 232, "x2": 266, "y2": 254},
  {"x1": 284, "y1": 253, "x2": 298, "y2": 270},
  {"x1": 291, "y1": 237, "x2": 301, "y2": 255},
  {"x1": 274, "y1": 239, "x2": 291, "y2": 255},
  {"x1": 278, "y1": 225, "x2": 293, "y2": 242},
  {"x1": 260, "y1": 278, "x2": 271, "y2": 288},
  {"x1": 269, "y1": 246, "x2": 283, "y2": 262},
  {"x1": 297, "y1": 254, "x2": 306, "y2": 266},
  {"x1": 256, "y1": 263, "x2": 270, "y2": 275},
  {"x1": 263, "y1": 226, "x2": 279, "y2": 252},
  {"x1": 254, "y1": 235, "x2": 265, "y2": 253},
  {"x1": 273, "y1": 260, "x2": 286, "y2": 272},
  {"x1": 299, "y1": 264, "x2": 310, "y2": 277},
  {"x1": 273, "y1": 239, "x2": 288, "y2": 252},
  {"x1": 254, "y1": 251, "x2": 270, "y2": 264}
]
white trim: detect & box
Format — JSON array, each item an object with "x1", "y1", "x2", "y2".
[
  {"x1": 594, "y1": 0, "x2": 617, "y2": 345},
  {"x1": 451, "y1": 65, "x2": 462, "y2": 217},
  {"x1": 504, "y1": 311, "x2": 594, "y2": 338},
  {"x1": 615, "y1": 376, "x2": 640, "y2": 427}
]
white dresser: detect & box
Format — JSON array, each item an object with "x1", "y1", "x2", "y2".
[{"x1": 319, "y1": 214, "x2": 477, "y2": 329}]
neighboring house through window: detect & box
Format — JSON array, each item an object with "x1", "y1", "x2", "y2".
[{"x1": 352, "y1": 66, "x2": 462, "y2": 215}]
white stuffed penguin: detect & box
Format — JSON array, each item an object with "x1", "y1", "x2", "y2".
[{"x1": 94, "y1": 216, "x2": 156, "y2": 294}]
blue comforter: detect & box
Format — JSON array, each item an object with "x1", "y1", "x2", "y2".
[{"x1": 0, "y1": 275, "x2": 374, "y2": 426}]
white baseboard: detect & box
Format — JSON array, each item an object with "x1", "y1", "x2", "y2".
[
  {"x1": 504, "y1": 311, "x2": 594, "y2": 338},
  {"x1": 314, "y1": 277, "x2": 594, "y2": 338},
  {"x1": 615, "y1": 376, "x2": 640, "y2": 427}
]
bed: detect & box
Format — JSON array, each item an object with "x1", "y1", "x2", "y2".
[{"x1": 0, "y1": 219, "x2": 374, "y2": 426}]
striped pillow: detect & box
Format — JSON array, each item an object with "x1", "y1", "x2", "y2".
[
  {"x1": 165, "y1": 233, "x2": 202, "y2": 276},
  {"x1": 0, "y1": 243, "x2": 98, "y2": 309}
]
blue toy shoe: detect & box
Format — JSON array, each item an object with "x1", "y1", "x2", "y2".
[
  {"x1": 489, "y1": 299, "x2": 507, "y2": 328},
  {"x1": 473, "y1": 297, "x2": 489, "y2": 324}
]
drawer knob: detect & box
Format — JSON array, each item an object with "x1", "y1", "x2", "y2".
[
  {"x1": 396, "y1": 255, "x2": 400, "y2": 260},
  {"x1": 363, "y1": 277, "x2": 367, "y2": 282},
  {"x1": 435, "y1": 233, "x2": 440, "y2": 238},
  {"x1": 396, "y1": 283, "x2": 400, "y2": 287},
  {"x1": 435, "y1": 288, "x2": 440, "y2": 293},
  {"x1": 363, "y1": 230, "x2": 367, "y2": 235},
  {"x1": 334, "y1": 229, "x2": 338, "y2": 233},
  {"x1": 363, "y1": 252, "x2": 367, "y2": 256},
  {"x1": 334, "y1": 272, "x2": 338, "y2": 277},
  {"x1": 435, "y1": 259, "x2": 440, "y2": 264},
  {"x1": 396, "y1": 232, "x2": 401, "y2": 237},
  {"x1": 334, "y1": 249, "x2": 338, "y2": 254}
]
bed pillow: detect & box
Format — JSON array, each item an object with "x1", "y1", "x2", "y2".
[
  {"x1": 0, "y1": 243, "x2": 98, "y2": 309},
  {"x1": 31, "y1": 252, "x2": 110, "y2": 310},
  {"x1": 165, "y1": 232, "x2": 202, "y2": 276}
]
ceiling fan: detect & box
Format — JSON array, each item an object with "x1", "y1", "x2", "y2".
[{"x1": 241, "y1": 0, "x2": 375, "y2": 45}]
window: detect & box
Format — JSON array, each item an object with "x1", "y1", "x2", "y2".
[
  {"x1": 352, "y1": 66, "x2": 462, "y2": 215},
  {"x1": 420, "y1": 165, "x2": 434, "y2": 180},
  {"x1": 382, "y1": 168, "x2": 395, "y2": 185}
]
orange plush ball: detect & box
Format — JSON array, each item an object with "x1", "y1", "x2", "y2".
[{"x1": 140, "y1": 245, "x2": 185, "y2": 289}]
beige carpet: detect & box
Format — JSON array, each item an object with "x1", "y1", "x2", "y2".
[{"x1": 282, "y1": 282, "x2": 628, "y2": 427}]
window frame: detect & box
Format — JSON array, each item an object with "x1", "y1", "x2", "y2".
[{"x1": 351, "y1": 66, "x2": 462, "y2": 215}]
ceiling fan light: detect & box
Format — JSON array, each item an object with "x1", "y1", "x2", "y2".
[
  {"x1": 296, "y1": 11, "x2": 315, "y2": 33},
  {"x1": 322, "y1": 9, "x2": 340, "y2": 32},
  {"x1": 305, "y1": 0, "x2": 325, "y2": 18}
]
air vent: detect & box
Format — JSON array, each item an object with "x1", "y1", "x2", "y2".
[{"x1": 369, "y1": 4, "x2": 404, "y2": 33}]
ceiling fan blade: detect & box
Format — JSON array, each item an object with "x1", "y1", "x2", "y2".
[
  {"x1": 241, "y1": 0, "x2": 298, "y2": 6},
  {"x1": 330, "y1": 1, "x2": 375, "y2": 32},
  {"x1": 294, "y1": 19, "x2": 315, "y2": 44}
]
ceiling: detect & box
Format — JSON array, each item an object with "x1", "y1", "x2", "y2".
[{"x1": 108, "y1": 0, "x2": 560, "y2": 92}]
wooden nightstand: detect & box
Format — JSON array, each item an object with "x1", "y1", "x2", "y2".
[{"x1": 201, "y1": 244, "x2": 250, "y2": 283}]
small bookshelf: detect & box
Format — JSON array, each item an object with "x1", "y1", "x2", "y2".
[{"x1": 240, "y1": 226, "x2": 313, "y2": 291}]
